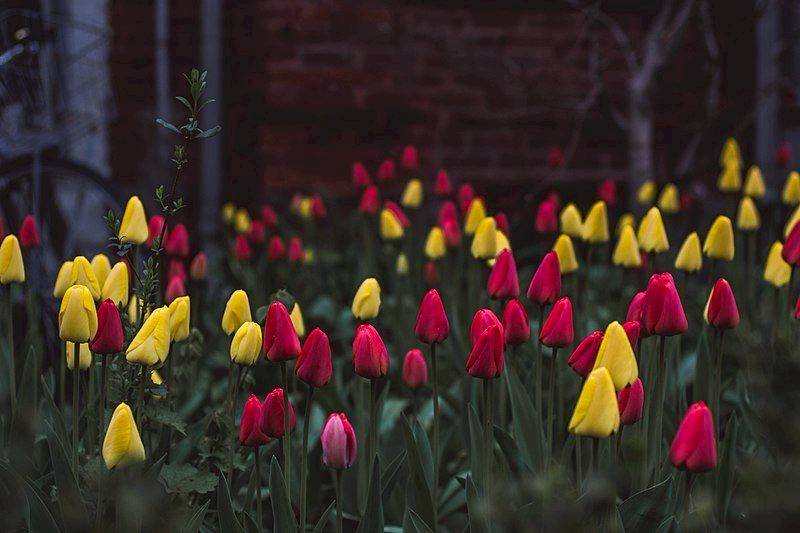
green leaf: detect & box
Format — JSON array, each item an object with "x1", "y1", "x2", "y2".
[
  {"x1": 468, "y1": 404, "x2": 483, "y2": 486},
  {"x1": 216, "y1": 473, "x2": 242, "y2": 533},
  {"x1": 619, "y1": 477, "x2": 672, "y2": 532},
  {"x1": 412, "y1": 419, "x2": 434, "y2": 490},
  {"x1": 312, "y1": 500, "x2": 336, "y2": 533},
  {"x1": 407, "y1": 507, "x2": 435, "y2": 533},
  {"x1": 181, "y1": 499, "x2": 210, "y2": 533},
  {"x1": 45, "y1": 424, "x2": 88, "y2": 532},
  {"x1": 269, "y1": 456, "x2": 297, "y2": 533},
  {"x1": 465, "y1": 474, "x2": 488, "y2": 533},
  {"x1": 160, "y1": 463, "x2": 218, "y2": 494},
  {"x1": 146, "y1": 406, "x2": 187, "y2": 435},
  {"x1": 505, "y1": 364, "x2": 543, "y2": 472},
  {"x1": 355, "y1": 456, "x2": 384, "y2": 533},
  {"x1": 400, "y1": 416, "x2": 436, "y2": 528},
  {"x1": 381, "y1": 450, "x2": 406, "y2": 502},
  {"x1": 716, "y1": 413, "x2": 739, "y2": 523},
  {"x1": 156, "y1": 118, "x2": 181, "y2": 134}
]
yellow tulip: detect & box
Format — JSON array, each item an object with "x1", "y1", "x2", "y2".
[
  {"x1": 612, "y1": 225, "x2": 642, "y2": 268},
  {"x1": 91, "y1": 254, "x2": 111, "y2": 290},
  {"x1": 717, "y1": 165, "x2": 741, "y2": 193},
  {"x1": 0, "y1": 235, "x2": 25, "y2": 284},
  {"x1": 70, "y1": 256, "x2": 101, "y2": 300},
  {"x1": 424, "y1": 227, "x2": 446, "y2": 260},
  {"x1": 298, "y1": 197, "x2": 314, "y2": 220},
  {"x1": 58, "y1": 285, "x2": 97, "y2": 343},
  {"x1": 615, "y1": 213, "x2": 636, "y2": 236},
  {"x1": 65, "y1": 342, "x2": 92, "y2": 370},
  {"x1": 126, "y1": 306, "x2": 171, "y2": 366},
  {"x1": 128, "y1": 294, "x2": 142, "y2": 325},
  {"x1": 581, "y1": 201, "x2": 609, "y2": 243},
  {"x1": 782, "y1": 171, "x2": 800, "y2": 205},
  {"x1": 168, "y1": 296, "x2": 190, "y2": 342},
  {"x1": 559, "y1": 203, "x2": 583, "y2": 238},
  {"x1": 743, "y1": 166, "x2": 765, "y2": 198},
  {"x1": 103, "y1": 402, "x2": 146, "y2": 469},
  {"x1": 352, "y1": 278, "x2": 381, "y2": 320},
  {"x1": 674, "y1": 232, "x2": 703, "y2": 273},
  {"x1": 636, "y1": 180, "x2": 657, "y2": 205},
  {"x1": 471, "y1": 217, "x2": 497, "y2": 259},
  {"x1": 764, "y1": 242, "x2": 791, "y2": 288},
  {"x1": 221, "y1": 202, "x2": 236, "y2": 224},
  {"x1": 592, "y1": 321, "x2": 638, "y2": 391},
  {"x1": 231, "y1": 321, "x2": 262, "y2": 365},
  {"x1": 396, "y1": 253, "x2": 409, "y2": 275},
  {"x1": 637, "y1": 207, "x2": 669, "y2": 253},
  {"x1": 379, "y1": 209, "x2": 404, "y2": 240},
  {"x1": 464, "y1": 198, "x2": 487, "y2": 235},
  {"x1": 234, "y1": 208, "x2": 252, "y2": 234},
  {"x1": 304, "y1": 248, "x2": 315, "y2": 264},
  {"x1": 290, "y1": 302, "x2": 305, "y2": 338},
  {"x1": 222, "y1": 290, "x2": 252, "y2": 336},
  {"x1": 102, "y1": 262, "x2": 130, "y2": 306},
  {"x1": 657, "y1": 183, "x2": 680, "y2": 214},
  {"x1": 568, "y1": 367, "x2": 620, "y2": 438},
  {"x1": 720, "y1": 137, "x2": 742, "y2": 169},
  {"x1": 785, "y1": 204, "x2": 800, "y2": 238},
  {"x1": 495, "y1": 230, "x2": 510, "y2": 255},
  {"x1": 736, "y1": 197, "x2": 760, "y2": 232},
  {"x1": 703, "y1": 216, "x2": 734, "y2": 261},
  {"x1": 552, "y1": 234, "x2": 579, "y2": 274},
  {"x1": 118, "y1": 196, "x2": 148, "y2": 244},
  {"x1": 53, "y1": 261, "x2": 73, "y2": 299},
  {"x1": 400, "y1": 179, "x2": 423, "y2": 209}
]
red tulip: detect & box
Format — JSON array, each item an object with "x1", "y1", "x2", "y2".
[
  {"x1": 19, "y1": 215, "x2": 40, "y2": 248},
  {"x1": 312, "y1": 194, "x2": 327, "y2": 219},
  {"x1": 626, "y1": 291, "x2": 650, "y2": 338},
  {"x1": 321, "y1": 412, "x2": 357, "y2": 469},
  {"x1": 248, "y1": 220, "x2": 266, "y2": 245},
  {"x1": 296, "y1": 327, "x2": 332, "y2": 387},
  {"x1": 261, "y1": 388, "x2": 297, "y2": 438},
  {"x1": 546, "y1": 145, "x2": 564, "y2": 168},
  {"x1": 782, "y1": 222, "x2": 800, "y2": 265},
  {"x1": 261, "y1": 204, "x2": 278, "y2": 228},
  {"x1": 795, "y1": 294, "x2": 800, "y2": 320},
  {"x1": 424, "y1": 261, "x2": 439, "y2": 286},
  {"x1": 414, "y1": 289, "x2": 450, "y2": 344},
  {"x1": 384, "y1": 200, "x2": 410, "y2": 228},
  {"x1": 458, "y1": 184, "x2": 475, "y2": 214},
  {"x1": 435, "y1": 169, "x2": 452, "y2": 196},
  {"x1": 401, "y1": 145, "x2": 419, "y2": 171},
  {"x1": 527, "y1": 251, "x2": 561, "y2": 306},
  {"x1": 567, "y1": 330, "x2": 603, "y2": 378},
  {"x1": 487, "y1": 249, "x2": 520, "y2": 299},
  {"x1": 466, "y1": 324, "x2": 505, "y2": 379},
  {"x1": 437, "y1": 201, "x2": 458, "y2": 227},
  {"x1": 358, "y1": 185, "x2": 380, "y2": 215},
  {"x1": 147, "y1": 215, "x2": 167, "y2": 248},
  {"x1": 706, "y1": 278, "x2": 739, "y2": 329},
  {"x1": 495, "y1": 212, "x2": 510, "y2": 238},
  {"x1": 352, "y1": 324, "x2": 389, "y2": 379},
  {"x1": 775, "y1": 140, "x2": 792, "y2": 168},
  {"x1": 378, "y1": 159, "x2": 396, "y2": 182},
  {"x1": 440, "y1": 218, "x2": 461, "y2": 248},
  {"x1": 539, "y1": 297, "x2": 573, "y2": 348},
  {"x1": 669, "y1": 401, "x2": 717, "y2": 472},
  {"x1": 596, "y1": 179, "x2": 618, "y2": 207},
  {"x1": 263, "y1": 301, "x2": 301, "y2": 362},
  {"x1": 89, "y1": 299, "x2": 125, "y2": 354},
  {"x1": 288, "y1": 237, "x2": 304, "y2": 263},
  {"x1": 618, "y1": 378, "x2": 644, "y2": 425},
  {"x1": 190, "y1": 252, "x2": 207, "y2": 281},
  {"x1": 164, "y1": 223, "x2": 189, "y2": 257},
  {"x1": 402, "y1": 349, "x2": 428, "y2": 389},
  {"x1": 268, "y1": 235, "x2": 286, "y2": 260},
  {"x1": 234, "y1": 234, "x2": 251, "y2": 260},
  {"x1": 502, "y1": 299, "x2": 530, "y2": 346},
  {"x1": 644, "y1": 273, "x2": 688, "y2": 336},
  {"x1": 470, "y1": 308, "x2": 502, "y2": 346},
  {"x1": 622, "y1": 320, "x2": 642, "y2": 350},
  {"x1": 165, "y1": 275, "x2": 186, "y2": 304},
  {"x1": 352, "y1": 162, "x2": 371, "y2": 187},
  {"x1": 168, "y1": 259, "x2": 188, "y2": 282},
  {"x1": 240, "y1": 394, "x2": 271, "y2": 446},
  {"x1": 534, "y1": 200, "x2": 558, "y2": 234}
]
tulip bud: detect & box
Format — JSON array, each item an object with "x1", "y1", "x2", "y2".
[
  {"x1": 559, "y1": 203, "x2": 583, "y2": 238},
  {"x1": 352, "y1": 278, "x2": 381, "y2": 320},
  {"x1": 311, "y1": 194, "x2": 328, "y2": 219},
  {"x1": 657, "y1": 184, "x2": 680, "y2": 214},
  {"x1": 783, "y1": 171, "x2": 800, "y2": 205},
  {"x1": 168, "y1": 295, "x2": 190, "y2": 342},
  {"x1": 487, "y1": 249, "x2": 519, "y2": 299},
  {"x1": 190, "y1": 252, "x2": 207, "y2": 280},
  {"x1": 231, "y1": 321, "x2": 263, "y2": 365},
  {"x1": 53, "y1": 261, "x2": 74, "y2": 299},
  {"x1": 717, "y1": 165, "x2": 741, "y2": 193},
  {"x1": 704, "y1": 278, "x2": 739, "y2": 329},
  {"x1": 259, "y1": 204, "x2": 277, "y2": 228},
  {"x1": 494, "y1": 229, "x2": 511, "y2": 258},
  {"x1": 539, "y1": 297, "x2": 573, "y2": 348},
  {"x1": 703, "y1": 216, "x2": 734, "y2": 261},
  {"x1": 100, "y1": 262, "x2": 128, "y2": 306},
  {"x1": 65, "y1": 342, "x2": 92, "y2": 370},
  {"x1": 103, "y1": 402, "x2": 146, "y2": 469},
  {"x1": 435, "y1": 169, "x2": 452, "y2": 196},
  {"x1": 424, "y1": 227, "x2": 446, "y2": 260},
  {"x1": 669, "y1": 401, "x2": 717, "y2": 472},
  {"x1": 795, "y1": 294, "x2": 800, "y2": 320},
  {"x1": 552, "y1": 234, "x2": 578, "y2": 274},
  {"x1": 644, "y1": 273, "x2": 688, "y2": 336},
  {"x1": 379, "y1": 208, "x2": 404, "y2": 240},
  {"x1": 502, "y1": 298, "x2": 530, "y2": 346},
  {"x1": 581, "y1": 201, "x2": 609, "y2": 243},
  {"x1": 222, "y1": 290, "x2": 252, "y2": 335},
  {"x1": 592, "y1": 321, "x2": 638, "y2": 391},
  {"x1": 240, "y1": 394, "x2": 270, "y2": 446},
  {"x1": 720, "y1": 137, "x2": 741, "y2": 167},
  {"x1": 352, "y1": 162, "x2": 371, "y2": 187},
  {"x1": 414, "y1": 289, "x2": 450, "y2": 344},
  {"x1": 19, "y1": 215, "x2": 40, "y2": 248},
  {"x1": 263, "y1": 301, "x2": 301, "y2": 362},
  {"x1": 165, "y1": 275, "x2": 186, "y2": 305},
  {"x1": 392, "y1": 253, "x2": 408, "y2": 275},
  {"x1": 438, "y1": 201, "x2": 458, "y2": 227},
  {"x1": 568, "y1": 331, "x2": 603, "y2": 378},
  {"x1": 69, "y1": 256, "x2": 101, "y2": 300},
  {"x1": 401, "y1": 179, "x2": 424, "y2": 209},
  {"x1": 402, "y1": 349, "x2": 428, "y2": 389},
  {"x1": 612, "y1": 225, "x2": 643, "y2": 268},
  {"x1": 618, "y1": 378, "x2": 644, "y2": 425},
  {"x1": 596, "y1": 179, "x2": 618, "y2": 207},
  {"x1": 527, "y1": 251, "x2": 561, "y2": 305},
  {"x1": 352, "y1": 324, "x2": 389, "y2": 379},
  {"x1": 458, "y1": 184, "x2": 476, "y2": 214},
  {"x1": 743, "y1": 166, "x2": 765, "y2": 198},
  {"x1": 288, "y1": 237, "x2": 304, "y2": 263},
  {"x1": 469, "y1": 308, "x2": 502, "y2": 346},
  {"x1": 424, "y1": 261, "x2": 439, "y2": 286},
  {"x1": 736, "y1": 197, "x2": 760, "y2": 231},
  {"x1": 165, "y1": 223, "x2": 190, "y2": 257},
  {"x1": 466, "y1": 323, "x2": 505, "y2": 379},
  {"x1": 288, "y1": 303, "x2": 305, "y2": 338},
  {"x1": 90, "y1": 299, "x2": 125, "y2": 354},
  {"x1": 674, "y1": 232, "x2": 703, "y2": 273},
  {"x1": 59, "y1": 285, "x2": 98, "y2": 342},
  {"x1": 386, "y1": 201, "x2": 411, "y2": 228},
  {"x1": 535, "y1": 200, "x2": 558, "y2": 234},
  {"x1": 471, "y1": 217, "x2": 497, "y2": 259},
  {"x1": 616, "y1": 213, "x2": 635, "y2": 236},
  {"x1": 261, "y1": 388, "x2": 297, "y2": 438},
  {"x1": 221, "y1": 202, "x2": 236, "y2": 224},
  {"x1": 90, "y1": 255, "x2": 111, "y2": 291},
  {"x1": 322, "y1": 412, "x2": 357, "y2": 469},
  {"x1": 118, "y1": 196, "x2": 149, "y2": 244},
  {"x1": 464, "y1": 198, "x2": 487, "y2": 235},
  {"x1": 234, "y1": 234, "x2": 252, "y2": 261},
  {"x1": 622, "y1": 320, "x2": 641, "y2": 350},
  {"x1": 637, "y1": 207, "x2": 669, "y2": 254},
  {"x1": 401, "y1": 145, "x2": 419, "y2": 171},
  {"x1": 441, "y1": 218, "x2": 461, "y2": 248},
  {"x1": 147, "y1": 215, "x2": 166, "y2": 248},
  {"x1": 378, "y1": 159, "x2": 396, "y2": 182},
  {"x1": 267, "y1": 235, "x2": 286, "y2": 261},
  {"x1": 358, "y1": 185, "x2": 380, "y2": 215},
  {"x1": 126, "y1": 306, "x2": 170, "y2": 366},
  {"x1": 765, "y1": 241, "x2": 792, "y2": 288},
  {"x1": 568, "y1": 367, "x2": 620, "y2": 438},
  {"x1": 783, "y1": 222, "x2": 800, "y2": 266},
  {"x1": 234, "y1": 208, "x2": 252, "y2": 234},
  {"x1": 295, "y1": 327, "x2": 332, "y2": 387},
  {"x1": 636, "y1": 180, "x2": 657, "y2": 205}
]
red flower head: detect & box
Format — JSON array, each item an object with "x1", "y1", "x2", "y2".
[
  {"x1": 527, "y1": 251, "x2": 561, "y2": 306},
  {"x1": 234, "y1": 234, "x2": 251, "y2": 261},
  {"x1": 89, "y1": 299, "x2": 125, "y2": 354},
  {"x1": 438, "y1": 201, "x2": 458, "y2": 227},
  {"x1": 424, "y1": 261, "x2": 439, "y2": 286},
  {"x1": 414, "y1": 289, "x2": 450, "y2": 344},
  {"x1": 322, "y1": 412, "x2": 357, "y2": 469},
  {"x1": 534, "y1": 200, "x2": 558, "y2": 234},
  {"x1": 358, "y1": 185, "x2": 381, "y2": 215},
  {"x1": 669, "y1": 401, "x2": 717, "y2": 472},
  {"x1": 487, "y1": 249, "x2": 520, "y2": 299},
  {"x1": 644, "y1": 273, "x2": 688, "y2": 336},
  {"x1": 495, "y1": 212, "x2": 510, "y2": 238},
  {"x1": 618, "y1": 378, "x2": 644, "y2": 425},
  {"x1": 384, "y1": 200, "x2": 410, "y2": 228},
  {"x1": 402, "y1": 349, "x2": 428, "y2": 389},
  {"x1": 165, "y1": 275, "x2": 186, "y2": 304},
  {"x1": 378, "y1": 159, "x2": 396, "y2": 182},
  {"x1": 240, "y1": 394, "x2": 270, "y2": 446},
  {"x1": 147, "y1": 215, "x2": 167, "y2": 248},
  {"x1": 312, "y1": 194, "x2": 328, "y2": 219},
  {"x1": 596, "y1": 179, "x2": 618, "y2": 207},
  {"x1": 567, "y1": 330, "x2": 603, "y2": 378},
  {"x1": 440, "y1": 218, "x2": 461, "y2": 248},
  {"x1": 296, "y1": 327, "x2": 332, "y2": 387},
  {"x1": 539, "y1": 297, "x2": 573, "y2": 348},
  {"x1": 705, "y1": 278, "x2": 740, "y2": 329},
  {"x1": 626, "y1": 291, "x2": 650, "y2": 338},
  {"x1": 261, "y1": 204, "x2": 278, "y2": 228},
  {"x1": 190, "y1": 252, "x2": 207, "y2": 281},
  {"x1": 352, "y1": 162, "x2": 371, "y2": 187},
  {"x1": 165, "y1": 223, "x2": 190, "y2": 258},
  {"x1": 268, "y1": 235, "x2": 286, "y2": 261},
  {"x1": 622, "y1": 320, "x2": 642, "y2": 350},
  {"x1": 401, "y1": 145, "x2": 419, "y2": 171},
  {"x1": 19, "y1": 215, "x2": 40, "y2": 248},
  {"x1": 470, "y1": 308, "x2": 503, "y2": 346},
  {"x1": 248, "y1": 220, "x2": 266, "y2": 245},
  {"x1": 352, "y1": 324, "x2": 390, "y2": 379},
  {"x1": 776, "y1": 141, "x2": 792, "y2": 168},
  {"x1": 466, "y1": 324, "x2": 505, "y2": 379},
  {"x1": 288, "y1": 237, "x2": 304, "y2": 263},
  {"x1": 502, "y1": 299, "x2": 530, "y2": 346},
  {"x1": 263, "y1": 301, "x2": 301, "y2": 362},
  {"x1": 435, "y1": 169, "x2": 453, "y2": 196},
  {"x1": 546, "y1": 145, "x2": 564, "y2": 169},
  {"x1": 782, "y1": 222, "x2": 800, "y2": 266},
  {"x1": 168, "y1": 259, "x2": 187, "y2": 282},
  {"x1": 458, "y1": 184, "x2": 476, "y2": 214},
  {"x1": 261, "y1": 388, "x2": 297, "y2": 438}
]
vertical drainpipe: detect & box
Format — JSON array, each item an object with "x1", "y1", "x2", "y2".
[{"x1": 755, "y1": 0, "x2": 780, "y2": 192}]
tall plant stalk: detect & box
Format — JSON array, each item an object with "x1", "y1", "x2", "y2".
[
  {"x1": 71, "y1": 341, "x2": 80, "y2": 469},
  {"x1": 430, "y1": 342, "x2": 440, "y2": 529},
  {"x1": 280, "y1": 362, "x2": 292, "y2": 495},
  {"x1": 300, "y1": 385, "x2": 315, "y2": 533}
]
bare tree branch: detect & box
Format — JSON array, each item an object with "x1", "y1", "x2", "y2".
[{"x1": 565, "y1": 0, "x2": 638, "y2": 71}]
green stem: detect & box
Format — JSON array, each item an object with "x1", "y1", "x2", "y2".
[
  {"x1": 576, "y1": 435, "x2": 583, "y2": 491},
  {"x1": 136, "y1": 364, "x2": 146, "y2": 431},
  {"x1": 653, "y1": 335, "x2": 667, "y2": 480},
  {"x1": 100, "y1": 354, "x2": 109, "y2": 436},
  {"x1": 369, "y1": 378, "x2": 379, "y2": 465},
  {"x1": 5, "y1": 285, "x2": 15, "y2": 412},
  {"x1": 430, "y1": 342, "x2": 440, "y2": 529},
  {"x1": 72, "y1": 342, "x2": 80, "y2": 470},
  {"x1": 334, "y1": 469, "x2": 343, "y2": 533},
  {"x1": 281, "y1": 362, "x2": 292, "y2": 495},
  {"x1": 300, "y1": 385, "x2": 315, "y2": 533},
  {"x1": 60, "y1": 340, "x2": 66, "y2": 407},
  {"x1": 714, "y1": 330, "x2": 725, "y2": 439},
  {"x1": 482, "y1": 379, "x2": 492, "y2": 495},
  {"x1": 227, "y1": 359, "x2": 236, "y2": 482},
  {"x1": 547, "y1": 347, "x2": 558, "y2": 461},
  {"x1": 255, "y1": 446, "x2": 263, "y2": 532}
]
